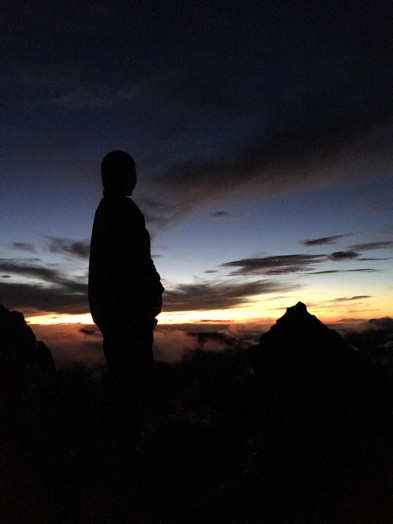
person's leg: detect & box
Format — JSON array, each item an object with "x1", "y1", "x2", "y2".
[{"x1": 101, "y1": 323, "x2": 154, "y2": 428}]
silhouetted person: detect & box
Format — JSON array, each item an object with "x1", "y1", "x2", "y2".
[{"x1": 88, "y1": 151, "x2": 164, "y2": 423}]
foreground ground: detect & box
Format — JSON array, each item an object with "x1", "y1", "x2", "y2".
[{"x1": 2, "y1": 342, "x2": 393, "y2": 523}]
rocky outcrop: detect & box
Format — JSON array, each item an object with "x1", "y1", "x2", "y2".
[
  {"x1": 250, "y1": 301, "x2": 354, "y2": 373},
  {"x1": 0, "y1": 305, "x2": 57, "y2": 519},
  {"x1": 0, "y1": 304, "x2": 56, "y2": 419},
  {"x1": 244, "y1": 303, "x2": 393, "y2": 522},
  {"x1": 248, "y1": 301, "x2": 361, "y2": 435},
  {"x1": 0, "y1": 303, "x2": 55, "y2": 377}
]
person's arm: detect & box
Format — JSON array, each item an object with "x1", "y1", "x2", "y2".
[{"x1": 122, "y1": 199, "x2": 164, "y2": 317}]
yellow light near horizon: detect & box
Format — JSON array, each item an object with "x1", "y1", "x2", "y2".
[
  {"x1": 26, "y1": 313, "x2": 95, "y2": 325},
  {"x1": 26, "y1": 308, "x2": 267, "y2": 326},
  {"x1": 25, "y1": 295, "x2": 392, "y2": 327},
  {"x1": 158, "y1": 309, "x2": 258, "y2": 324}
]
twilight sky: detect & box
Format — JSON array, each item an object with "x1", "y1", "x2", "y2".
[{"x1": 2, "y1": 0, "x2": 393, "y2": 325}]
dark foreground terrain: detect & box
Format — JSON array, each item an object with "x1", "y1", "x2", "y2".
[{"x1": 1, "y1": 303, "x2": 393, "y2": 523}]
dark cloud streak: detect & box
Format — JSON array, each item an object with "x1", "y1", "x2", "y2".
[
  {"x1": 12, "y1": 242, "x2": 36, "y2": 252},
  {"x1": 210, "y1": 211, "x2": 231, "y2": 219},
  {"x1": 0, "y1": 259, "x2": 61, "y2": 282},
  {"x1": 164, "y1": 280, "x2": 299, "y2": 312},
  {"x1": 328, "y1": 251, "x2": 359, "y2": 261},
  {"x1": 0, "y1": 259, "x2": 88, "y2": 315},
  {"x1": 0, "y1": 282, "x2": 88, "y2": 316},
  {"x1": 349, "y1": 241, "x2": 393, "y2": 251},
  {"x1": 221, "y1": 254, "x2": 326, "y2": 276},
  {"x1": 332, "y1": 296, "x2": 371, "y2": 303},
  {"x1": 47, "y1": 237, "x2": 90, "y2": 259},
  {"x1": 301, "y1": 235, "x2": 347, "y2": 246},
  {"x1": 149, "y1": 96, "x2": 393, "y2": 224},
  {"x1": 311, "y1": 269, "x2": 377, "y2": 275}
]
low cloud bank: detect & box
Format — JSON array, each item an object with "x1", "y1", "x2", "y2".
[
  {"x1": 30, "y1": 313, "x2": 393, "y2": 370},
  {"x1": 153, "y1": 330, "x2": 202, "y2": 363},
  {"x1": 31, "y1": 322, "x2": 260, "y2": 369},
  {"x1": 31, "y1": 324, "x2": 104, "y2": 369}
]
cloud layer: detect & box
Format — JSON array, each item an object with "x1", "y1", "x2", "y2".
[
  {"x1": 0, "y1": 259, "x2": 87, "y2": 315},
  {"x1": 47, "y1": 237, "x2": 90, "y2": 259},
  {"x1": 163, "y1": 279, "x2": 299, "y2": 312},
  {"x1": 2, "y1": 229, "x2": 391, "y2": 317},
  {"x1": 221, "y1": 255, "x2": 326, "y2": 276},
  {"x1": 146, "y1": 115, "x2": 393, "y2": 226}
]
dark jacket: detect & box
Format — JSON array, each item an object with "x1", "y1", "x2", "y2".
[{"x1": 88, "y1": 195, "x2": 164, "y2": 329}]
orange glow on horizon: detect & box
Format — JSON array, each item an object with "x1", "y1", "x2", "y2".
[
  {"x1": 25, "y1": 303, "x2": 388, "y2": 327},
  {"x1": 26, "y1": 313, "x2": 95, "y2": 325},
  {"x1": 26, "y1": 309, "x2": 269, "y2": 326},
  {"x1": 24, "y1": 290, "x2": 392, "y2": 327}
]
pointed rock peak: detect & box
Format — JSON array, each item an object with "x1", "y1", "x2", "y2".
[
  {"x1": 274, "y1": 301, "x2": 320, "y2": 332},
  {"x1": 254, "y1": 301, "x2": 353, "y2": 361},
  {"x1": 288, "y1": 301, "x2": 307, "y2": 314},
  {"x1": 282, "y1": 301, "x2": 309, "y2": 321}
]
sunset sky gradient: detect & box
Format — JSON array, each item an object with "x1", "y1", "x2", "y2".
[{"x1": 2, "y1": 0, "x2": 392, "y2": 332}]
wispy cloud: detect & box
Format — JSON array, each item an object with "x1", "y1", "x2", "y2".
[
  {"x1": 221, "y1": 254, "x2": 326, "y2": 276},
  {"x1": 220, "y1": 245, "x2": 386, "y2": 277},
  {"x1": 328, "y1": 251, "x2": 359, "y2": 261},
  {"x1": 12, "y1": 242, "x2": 36, "y2": 253},
  {"x1": 52, "y1": 86, "x2": 141, "y2": 110},
  {"x1": 357, "y1": 198, "x2": 393, "y2": 215},
  {"x1": 300, "y1": 235, "x2": 348, "y2": 247},
  {"x1": 46, "y1": 237, "x2": 90, "y2": 259},
  {"x1": 0, "y1": 282, "x2": 88, "y2": 316},
  {"x1": 0, "y1": 259, "x2": 61, "y2": 282},
  {"x1": 147, "y1": 94, "x2": 393, "y2": 225},
  {"x1": 349, "y1": 241, "x2": 393, "y2": 251},
  {"x1": 0, "y1": 259, "x2": 87, "y2": 315},
  {"x1": 163, "y1": 280, "x2": 299, "y2": 312},
  {"x1": 210, "y1": 211, "x2": 231, "y2": 219},
  {"x1": 311, "y1": 269, "x2": 377, "y2": 275},
  {"x1": 331, "y1": 296, "x2": 372, "y2": 303}
]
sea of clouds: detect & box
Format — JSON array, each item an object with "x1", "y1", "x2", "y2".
[
  {"x1": 31, "y1": 316, "x2": 393, "y2": 370},
  {"x1": 31, "y1": 323, "x2": 262, "y2": 369}
]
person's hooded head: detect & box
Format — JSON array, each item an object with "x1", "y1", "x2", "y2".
[{"x1": 101, "y1": 150, "x2": 136, "y2": 196}]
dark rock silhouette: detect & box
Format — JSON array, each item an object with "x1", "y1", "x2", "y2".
[
  {"x1": 0, "y1": 303, "x2": 55, "y2": 398},
  {"x1": 248, "y1": 301, "x2": 358, "y2": 421},
  {"x1": 250, "y1": 301, "x2": 354, "y2": 372},
  {"x1": 245, "y1": 302, "x2": 393, "y2": 522},
  {"x1": 0, "y1": 304, "x2": 56, "y2": 521}
]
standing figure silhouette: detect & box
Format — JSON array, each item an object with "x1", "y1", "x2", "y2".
[{"x1": 88, "y1": 150, "x2": 164, "y2": 421}]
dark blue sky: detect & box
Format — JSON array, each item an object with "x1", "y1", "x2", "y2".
[{"x1": 2, "y1": 0, "x2": 393, "y2": 323}]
